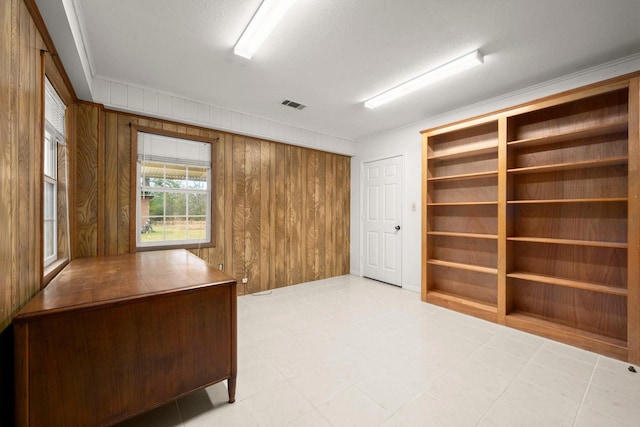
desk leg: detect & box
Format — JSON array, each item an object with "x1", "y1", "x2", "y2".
[{"x1": 227, "y1": 377, "x2": 236, "y2": 403}]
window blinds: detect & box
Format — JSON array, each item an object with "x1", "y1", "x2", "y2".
[
  {"x1": 137, "y1": 132, "x2": 211, "y2": 168},
  {"x1": 45, "y1": 79, "x2": 66, "y2": 135}
]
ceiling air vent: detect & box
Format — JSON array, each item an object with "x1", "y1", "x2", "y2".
[{"x1": 281, "y1": 99, "x2": 306, "y2": 110}]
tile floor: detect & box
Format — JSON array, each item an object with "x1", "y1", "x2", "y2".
[{"x1": 118, "y1": 275, "x2": 640, "y2": 426}]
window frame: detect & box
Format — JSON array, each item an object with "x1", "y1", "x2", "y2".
[
  {"x1": 43, "y1": 126, "x2": 58, "y2": 267},
  {"x1": 43, "y1": 78, "x2": 67, "y2": 269},
  {"x1": 130, "y1": 125, "x2": 217, "y2": 252}
]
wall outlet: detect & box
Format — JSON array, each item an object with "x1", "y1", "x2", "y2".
[
  {"x1": 217, "y1": 263, "x2": 223, "y2": 270},
  {"x1": 242, "y1": 278, "x2": 248, "y2": 284}
]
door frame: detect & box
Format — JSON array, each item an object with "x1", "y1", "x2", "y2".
[{"x1": 359, "y1": 152, "x2": 405, "y2": 287}]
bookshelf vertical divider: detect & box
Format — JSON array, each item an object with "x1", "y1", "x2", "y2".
[
  {"x1": 421, "y1": 74, "x2": 640, "y2": 364},
  {"x1": 497, "y1": 116, "x2": 509, "y2": 325},
  {"x1": 628, "y1": 77, "x2": 640, "y2": 363}
]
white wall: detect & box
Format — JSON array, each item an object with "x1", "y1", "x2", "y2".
[
  {"x1": 350, "y1": 53, "x2": 640, "y2": 293},
  {"x1": 91, "y1": 77, "x2": 356, "y2": 157}
]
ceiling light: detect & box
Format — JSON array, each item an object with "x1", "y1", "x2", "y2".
[
  {"x1": 234, "y1": 0, "x2": 298, "y2": 59},
  {"x1": 364, "y1": 50, "x2": 484, "y2": 109}
]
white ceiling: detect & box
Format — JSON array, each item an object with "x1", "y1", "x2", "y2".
[{"x1": 37, "y1": 0, "x2": 640, "y2": 141}]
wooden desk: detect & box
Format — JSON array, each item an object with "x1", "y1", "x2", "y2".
[{"x1": 13, "y1": 250, "x2": 237, "y2": 427}]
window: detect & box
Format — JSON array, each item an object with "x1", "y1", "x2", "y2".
[
  {"x1": 44, "y1": 78, "x2": 66, "y2": 267},
  {"x1": 134, "y1": 130, "x2": 213, "y2": 249}
]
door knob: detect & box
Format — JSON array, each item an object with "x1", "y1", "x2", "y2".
[{"x1": 395, "y1": 225, "x2": 401, "y2": 231}]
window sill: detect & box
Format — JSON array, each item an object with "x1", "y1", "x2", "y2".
[
  {"x1": 43, "y1": 258, "x2": 69, "y2": 287},
  {"x1": 134, "y1": 241, "x2": 214, "y2": 252}
]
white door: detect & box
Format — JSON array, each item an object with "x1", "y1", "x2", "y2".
[{"x1": 362, "y1": 156, "x2": 402, "y2": 286}]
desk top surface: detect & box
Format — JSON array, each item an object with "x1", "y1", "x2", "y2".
[{"x1": 15, "y1": 250, "x2": 235, "y2": 320}]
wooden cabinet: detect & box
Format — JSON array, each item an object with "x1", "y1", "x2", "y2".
[
  {"x1": 422, "y1": 76, "x2": 640, "y2": 363},
  {"x1": 14, "y1": 250, "x2": 237, "y2": 427}
]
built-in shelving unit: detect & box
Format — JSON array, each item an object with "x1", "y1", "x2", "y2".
[
  {"x1": 423, "y1": 120, "x2": 499, "y2": 320},
  {"x1": 422, "y1": 76, "x2": 640, "y2": 363}
]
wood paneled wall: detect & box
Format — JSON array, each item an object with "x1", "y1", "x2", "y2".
[
  {"x1": 1, "y1": 1, "x2": 80, "y2": 421},
  {"x1": 1, "y1": 0, "x2": 45, "y2": 333},
  {"x1": 75, "y1": 109, "x2": 351, "y2": 293},
  {"x1": 75, "y1": 103, "x2": 101, "y2": 257}
]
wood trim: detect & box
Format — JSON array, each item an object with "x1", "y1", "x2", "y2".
[
  {"x1": 628, "y1": 77, "x2": 640, "y2": 365},
  {"x1": 210, "y1": 133, "x2": 218, "y2": 249},
  {"x1": 42, "y1": 258, "x2": 68, "y2": 287},
  {"x1": 43, "y1": 54, "x2": 73, "y2": 106},
  {"x1": 505, "y1": 80, "x2": 630, "y2": 118},
  {"x1": 129, "y1": 125, "x2": 138, "y2": 252},
  {"x1": 64, "y1": 104, "x2": 75, "y2": 261},
  {"x1": 421, "y1": 113, "x2": 502, "y2": 137},
  {"x1": 105, "y1": 108, "x2": 230, "y2": 138},
  {"x1": 425, "y1": 291, "x2": 498, "y2": 322},
  {"x1": 135, "y1": 242, "x2": 214, "y2": 252},
  {"x1": 76, "y1": 99, "x2": 105, "y2": 108},
  {"x1": 132, "y1": 124, "x2": 219, "y2": 145},
  {"x1": 37, "y1": 49, "x2": 45, "y2": 289},
  {"x1": 506, "y1": 313, "x2": 628, "y2": 361}
]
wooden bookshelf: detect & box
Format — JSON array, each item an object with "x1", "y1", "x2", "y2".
[
  {"x1": 425, "y1": 290, "x2": 498, "y2": 322},
  {"x1": 423, "y1": 119, "x2": 499, "y2": 315},
  {"x1": 427, "y1": 201, "x2": 498, "y2": 207},
  {"x1": 506, "y1": 312, "x2": 628, "y2": 361},
  {"x1": 506, "y1": 237, "x2": 628, "y2": 249},
  {"x1": 427, "y1": 231, "x2": 498, "y2": 239},
  {"x1": 422, "y1": 76, "x2": 640, "y2": 363},
  {"x1": 506, "y1": 272, "x2": 627, "y2": 296},
  {"x1": 507, "y1": 156, "x2": 627, "y2": 174},
  {"x1": 508, "y1": 198, "x2": 627, "y2": 204},
  {"x1": 505, "y1": 121, "x2": 627, "y2": 149},
  {"x1": 427, "y1": 259, "x2": 498, "y2": 275},
  {"x1": 427, "y1": 170, "x2": 498, "y2": 182}
]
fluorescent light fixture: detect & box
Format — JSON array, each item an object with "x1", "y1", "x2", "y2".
[
  {"x1": 234, "y1": 0, "x2": 298, "y2": 59},
  {"x1": 364, "y1": 50, "x2": 484, "y2": 109}
]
